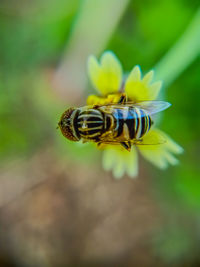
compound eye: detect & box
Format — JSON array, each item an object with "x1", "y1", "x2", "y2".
[
  {"x1": 66, "y1": 118, "x2": 71, "y2": 125},
  {"x1": 58, "y1": 108, "x2": 79, "y2": 141}
]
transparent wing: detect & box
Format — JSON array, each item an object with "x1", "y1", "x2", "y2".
[
  {"x1": 93, "y1": 100, "x2": 171, "y2": 116},
  {"x1": 128, "y1": 100, "x2": 171, "y2": 115}
]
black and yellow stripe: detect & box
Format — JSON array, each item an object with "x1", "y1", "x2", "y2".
[
  {"x1": 71, "y1": 106, "x2": 153, "y2": 143},
  {"x1": 115, "y1": 109, "x2": 124, "y2": 137},
  {"x1": 76, "y1": 109, "x2": 104, "y2": 139},
  {"x1": 126, "y1": 108, "x2": 136, "y2": 139},
  {"x1": 113, "y1": 107, "x2": 152, "y2": 140}
]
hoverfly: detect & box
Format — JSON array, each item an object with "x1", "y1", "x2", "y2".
[{"x1": 58, "y1": 94, "x2": 171, "y2": 151}]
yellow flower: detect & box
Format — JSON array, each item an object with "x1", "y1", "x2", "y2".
[{"x1": 87, "y1": 51, "x2": 183, "y2": 178}]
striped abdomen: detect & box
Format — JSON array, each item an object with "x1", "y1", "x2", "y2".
[
  {"x1": 113, "y1": 106, "x2": 152, "y2": 140},
  {"x1": 75, "y1": 108, "x2": 104, "y2": 140}
]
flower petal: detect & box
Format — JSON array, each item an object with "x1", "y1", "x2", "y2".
[
  {"x1": 102, "y1": 147, "x2": 116, "y2": 171},
  {"x1": 138, "y1": 128, "x2": 183, "y2": 170},
  {"x1": 88, "y1": 51, "x2": 122, "y2": 96},
  {"x1": 125, "y1": 67, "x2": 162, "y2": 101},
  {"x1": 124, "y1": 146, "x2": 138, "y2": 178},
  {"x1": 88, "y1": 55, "x2": 101, "y2": 89},
  {"x1": 102, "y1": 145, "x2": 138, "y2": 179},
  {"x1": 128, "y1": 65, "x2": 141, "y2": 82},
  {"x1": 113, "y1": 159, "x2": 126, "y2": 179},
  {"x1": 160, "y1": 130, "x2": 184, "y2": 154},
  {"x1": 143, "y1": 70, "x2": 154, "y2": 85},
  {"x1": 87, "y1": 95, "x2": 106, "y2": 106},
  {"x1": 148, "y1": 81, "x2": 163, "y2": 100}
]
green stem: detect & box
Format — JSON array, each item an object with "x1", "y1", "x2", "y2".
[
  {"x1": 155, "y1": 8, "x2": 200, "y2": 88},
  {"x1": 54, "y1": 0, "x2": 130, "y2": 102}
]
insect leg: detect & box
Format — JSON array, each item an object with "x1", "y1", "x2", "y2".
[
  {"x1": 120, "y1": 141, "x2": 131, "y2": 151},
  {"x1": 93, "y1": 104, "x2": 100, "y2": 109},
  {"x1": 97, "y1": 142, "x2": 102, "y2": 147},
  {"x1": 118, "y1": 93, "x2": 127, "y2": 104}
]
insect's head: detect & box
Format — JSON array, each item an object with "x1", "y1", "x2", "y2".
[{"x1": 58, "y1": 108, "x2": 79, "y2": 141}]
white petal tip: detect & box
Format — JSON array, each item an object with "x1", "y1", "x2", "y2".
[
  {"x1": 102, "y1": 50, "x2": 116, "y2": 57},
  {"x1": 135, "y1": 65, "x2": 142, "y2": 73},
  {"x1": 177, "y1": 146, "x2": 184, "y2": 154},
  {"x1": 113, "y1": 172, "x2": 124, "y2": 179},
  {"x1": 129, "y1": 174, "x2": 138, "y2": 179},
  {"x1": 166, "y1": 101, "x2": 172, "y2": 109},
  {"x1": 100, "y1": 50, "x2": 121, "y2": 64},
  {"x1": 87, "y1": 55, "x2": 97, "y2": 66},
  {"x1": 143, "y1": 70, "x2": 154, "y2": 85},
  {"x1": 130, "y1": 65, "x2": 142, "y2": 81}
]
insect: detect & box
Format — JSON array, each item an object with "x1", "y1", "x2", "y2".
[{"x1": 58, "y1": 94, "x2": 171, "y2": 151}]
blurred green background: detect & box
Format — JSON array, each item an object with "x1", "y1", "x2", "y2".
[{"x1": 0, "y1": 0, "x2": 200, "y2": 266}]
